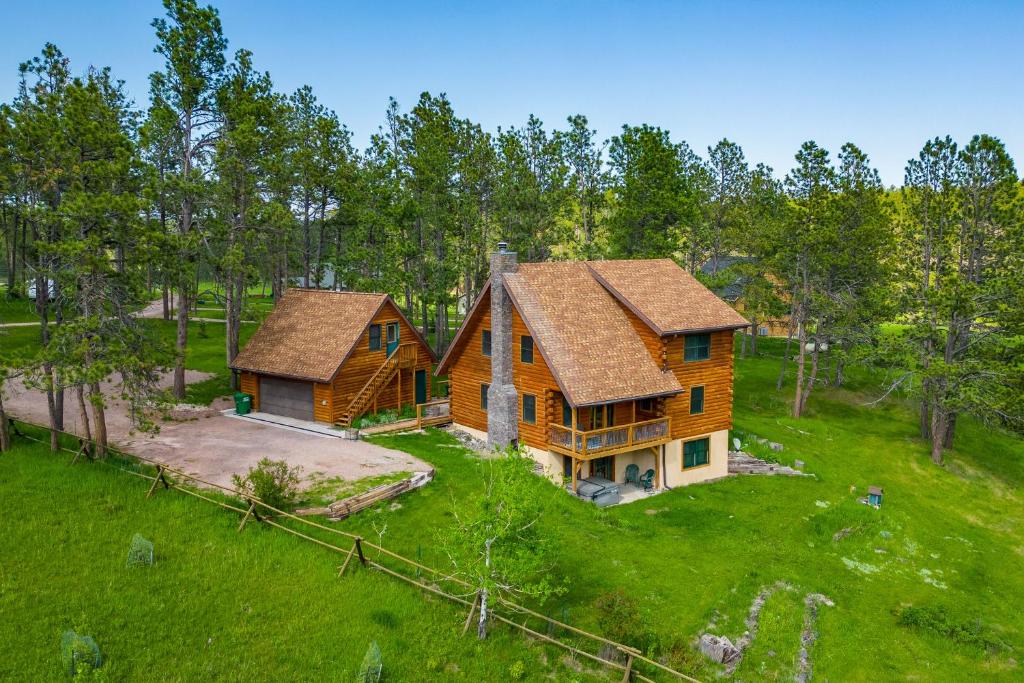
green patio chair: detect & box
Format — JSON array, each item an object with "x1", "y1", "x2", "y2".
[
  {"x1": 624, "y1": 464, "x2": 640, "y2": 486},
  {"x1": 638, "y1": 468, "x2": 655, "y2": 492}
]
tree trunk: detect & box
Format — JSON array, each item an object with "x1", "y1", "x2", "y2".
[
  {"x1": 799, "y1": 338, "x2": 820, "y2": 415},
  {"x1": 943, "y1": 413, "x2": 957, "y2": 449},
  {"x1": 792, "y1": 323, "x2": 806, "y2": 419},
  {"x1": 172, "y1": 286, "x2": 189, "y2": 399},
  {"x1": 776, "y1": 310, "x2": 796, "y2": 391},
  {"x1": 740, "y1": 330, "x2": 747, "y2": 358},
  {"x1": 478, "y1": 537, "x2": 492, "y2": 640},
  {"x1": 0, "y1": 386, "x2": 10, "y2": 452},
  {"x1": 76, "y1": 385, "x2": 92, "y2": 445},
  {"x1": 930, "y1": 405, "x2": 946, "y2": 465},
  {"x1": 89, "y1": 382, "x2": 107, "y2": 459}
]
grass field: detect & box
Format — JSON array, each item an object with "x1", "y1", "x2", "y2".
[
  {"x1": 0, "y1": 444, "x2": 587, "y2": 682},
  {"x1": 1, "y1": 338, "x2": 1021, "y2": 680}
]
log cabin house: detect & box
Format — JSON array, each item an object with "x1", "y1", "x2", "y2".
[
  {"x1": 436, "y1": 246, "x2": 749, "y2": 492},
  {"x1": 230, "y1": 290, "x2": 435, "y2": 427}
]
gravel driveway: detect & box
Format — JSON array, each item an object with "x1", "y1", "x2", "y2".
[{"x1": 4, "y1": 373, "x2": 430, "y2": 490}]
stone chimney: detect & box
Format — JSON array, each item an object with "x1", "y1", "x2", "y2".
[{"x1": 488, "y1": 242, "x2": 519, "y2": 449}]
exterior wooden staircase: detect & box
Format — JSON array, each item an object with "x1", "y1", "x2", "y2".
[{"x1": 336, "y1": 343, "x2": 418, "y2": 428}]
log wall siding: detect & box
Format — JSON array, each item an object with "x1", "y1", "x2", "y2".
[
  {"x1": 313, "y1": 383, "x2": 333, "y2": 422},
  {"x1": 330, "y1": 299, "x2": 432, "y2": 423},
  {"x1": 240, "y1": 372, "x2": 260, "y2": 410},
  {"x1": 662, "y1": 329, "x2": 734, "y2": 439},
  {"x1": 448, "y1": 289, "x2": 561, "y2": 451}
]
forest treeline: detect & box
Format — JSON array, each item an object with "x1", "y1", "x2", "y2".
[{"x1": 0, "y1": 0, "x2": 1021, "y2": 462}]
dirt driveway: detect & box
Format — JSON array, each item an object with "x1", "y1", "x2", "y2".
[{"x1": 4, "y1": 373, "x2": 430, "y2": 490}]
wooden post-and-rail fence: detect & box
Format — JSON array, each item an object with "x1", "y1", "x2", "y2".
[{"x1": 4, "y1": 416, "x2": 700, "y2": 683}]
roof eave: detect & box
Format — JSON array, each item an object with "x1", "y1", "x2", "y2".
[{"x1": 659, "y1": 322, "x2": 751, "y2": 336}]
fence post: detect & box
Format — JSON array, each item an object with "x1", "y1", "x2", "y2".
[
  {"x1": 462, "y1": 591, "x2": 480, "y2": 636},
  {"x1": 355, "y1": 537, "x2": 367, "y2": 566},
  {"x1": 146, "y1": 465, "x2": 170, "y2": 498},
  {"x1": 70, "y1": 439, "x2": 92, "y2": 465},
  {"x1": 237, "y1": 501, "x2": 262, "y2": 532}
]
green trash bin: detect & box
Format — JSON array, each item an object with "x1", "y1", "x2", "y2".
[{"x1": 234, "y1": 392, "x2": 252, "y2": 416}]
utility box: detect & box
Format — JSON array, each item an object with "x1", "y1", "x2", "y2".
[
  {"x1": 234, "y1": 392, "x2": 253, "y2": 416},
  {"x1": 868, "y1": 486, "x2": 884, "y2": 507}
]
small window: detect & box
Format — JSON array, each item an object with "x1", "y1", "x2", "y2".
[
  {"x1": 522, "y1": 394, "x2": 536, "y2": 424},
  {"x1": 482, "y1": 329, "x2": 491, "y2": 357},
  {"x1": 480, "y1": 383, "x2": 489, "y2": 411},
  {"x1": 368, "y1": 324, "x2": 382, "y2": 351},
  {"x1": 684, "y1": 333, "x2": 711, "y2": 361},
  {"x1": 520, "y1": 335, "x2": 534, "y2": 363},
  {"x1": 386, "y1": 321, "x2": 399, "y2": 344},
  {"x1": 683, "y1": 438, "x2": 710, "y2": 469},
  {"x1": 689, "y1": 386, "x2": 705, "y2": 415},
  {"x1": 759, "y1": 326, "x2": 769, "y2": 336},
  {"x1": 638, "y1": 398, "x2": 654, "y2": 412}
]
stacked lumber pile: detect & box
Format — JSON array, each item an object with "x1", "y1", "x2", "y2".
[{"x1": 325, "y1": 470, "x2": 434, "y2": 521}]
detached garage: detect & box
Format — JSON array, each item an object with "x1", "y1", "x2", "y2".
[
  {"x1": 229, "y1": 289, "x2": 436, "y2": 425},
  {"x1": 257, "y1": 376, "x2": 313, "y2": 421}
]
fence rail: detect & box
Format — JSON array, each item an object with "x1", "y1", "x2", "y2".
[
  {"x1": 3, "y1": 416, "x2": 699, "y2": 683},
  {"x1": 416, "y1": 398, "x2": 452, "y2": 428}
]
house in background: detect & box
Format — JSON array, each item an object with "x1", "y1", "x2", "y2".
[
  {"x1": 700, "y1": 255, "x2": 789, "y2": 338},
  {"x1": 231, "y1": 290, "x2": 435, "y2": 426},
  {"x1": 436, "y1": 245, "x2": 749, "y2": 494}
]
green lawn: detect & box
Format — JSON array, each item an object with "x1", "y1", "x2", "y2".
[
  {"x1": 0, "y1": 294, "x2": 43, "y2": 323},
  {"x1": 0, "y1": 445, "x2": 585, "y2": 682},
  {"x1": 1, "y1": 337, "x2": 1021, "y2": 680},
  {"x1": 348, "y1": 346, "x2": 1022, "y2": 681}
]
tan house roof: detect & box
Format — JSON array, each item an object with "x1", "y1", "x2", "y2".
[
  {"x1": 587, "y1": 258, "x2": 749, "y2": 335},
  {"x1": 503, "y1": 262, "x2": 683, "y2": 407},
  {"x1": 230, "y1": 290, "x2": 424, "y2": 383}
]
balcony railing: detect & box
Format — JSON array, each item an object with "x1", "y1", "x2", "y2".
[{"x1": 548, "y1": 417, "x2": 672, "y2": 459}]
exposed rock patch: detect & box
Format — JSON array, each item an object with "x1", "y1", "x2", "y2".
[{"x1": 728, "y1": 451, "x2": 812, "y2": 477}]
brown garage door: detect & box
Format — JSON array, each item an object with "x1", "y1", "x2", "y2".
[{"x1": 259, "y1": 376, "x2": 314, "y2": 421}]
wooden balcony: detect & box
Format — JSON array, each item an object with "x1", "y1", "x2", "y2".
[{"x1": 548, "y1": 417, "x2": 672, "y2": 459}]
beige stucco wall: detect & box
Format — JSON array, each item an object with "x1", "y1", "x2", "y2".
[
  {"x1": 452, "y1": 424, "x2": 730, "y2": 490},
  {"x1": 663, "y1": 429, "x2": 729, "y2": 487}
]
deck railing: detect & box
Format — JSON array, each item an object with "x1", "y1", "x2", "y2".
[
  {"x1": 416, "y1": 398, "x2": 452, "y2": 427},
  {"x1": 548, "y1": 417, "x2": 671, "y2": 458}
]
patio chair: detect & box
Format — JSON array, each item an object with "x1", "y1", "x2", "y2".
[
  {"x1": 624, "y1": 464, "x2": 640, "y2": 486},
  {"x1": 638, "y1": 468, "x2": 655, "y2": 492}
]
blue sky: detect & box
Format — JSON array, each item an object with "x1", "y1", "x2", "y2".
[{"x1": 2, "y1": 0, "x2": 1021, "y2": 185}]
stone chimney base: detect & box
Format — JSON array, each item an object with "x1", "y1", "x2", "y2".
[{"x1": 487, "y1": 383, "x2": 519, "y2": 450}]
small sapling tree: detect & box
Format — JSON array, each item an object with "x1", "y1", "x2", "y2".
[{"x1": 440, "y1": 444, "x2": 564, "y2": 639}]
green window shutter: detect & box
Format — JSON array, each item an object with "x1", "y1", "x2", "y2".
[
  {"x1": 690, "y1": 386, "x2": 705, "y2": 415},
  {"x1": 482, "y1": 330, "x2": 491, "y2": 357},
  {"x1": 521, "y1": 335, "x2": 534, "y2": 363},
  {"x1": 480, "y1": 383, "x2": 489, "y2": 411},
  {"x1": 522, "y1": 394, "x2": 536, "y2": 424},
  {"x1": 684, "y1": 334, "x2": 711, "y2": 361},
  {"x1": 683, "y1": 438, "x2": 710, "y2": 469}
]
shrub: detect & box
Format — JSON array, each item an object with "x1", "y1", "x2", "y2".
[
  {"x1": 896, "y1": 605, "x2": 1004, "y2": 653},
  {"x1": 594, "y1": 588, "x2": 650, "y2": 649},
  {"x1": 232, "y1": 458, "x2": 302, "y2": 510}
]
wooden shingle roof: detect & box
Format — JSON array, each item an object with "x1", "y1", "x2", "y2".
[
  {"x1": 230, "y1": 290, "x2": 393, "y2": 382},
  {"x1": 587, "y1": 258, "x2": 749, "y2": 335},
  {"x1": 504, "y1": 262, "x2": 683, "y2": 407}
]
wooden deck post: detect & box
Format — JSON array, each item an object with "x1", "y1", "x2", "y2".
[
  {"x1": 652, "y1": 447, "x2": 660, "y2": 490},
  {"x1": 571, "y1": 456, "x2": 577, "y2": 493}
]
